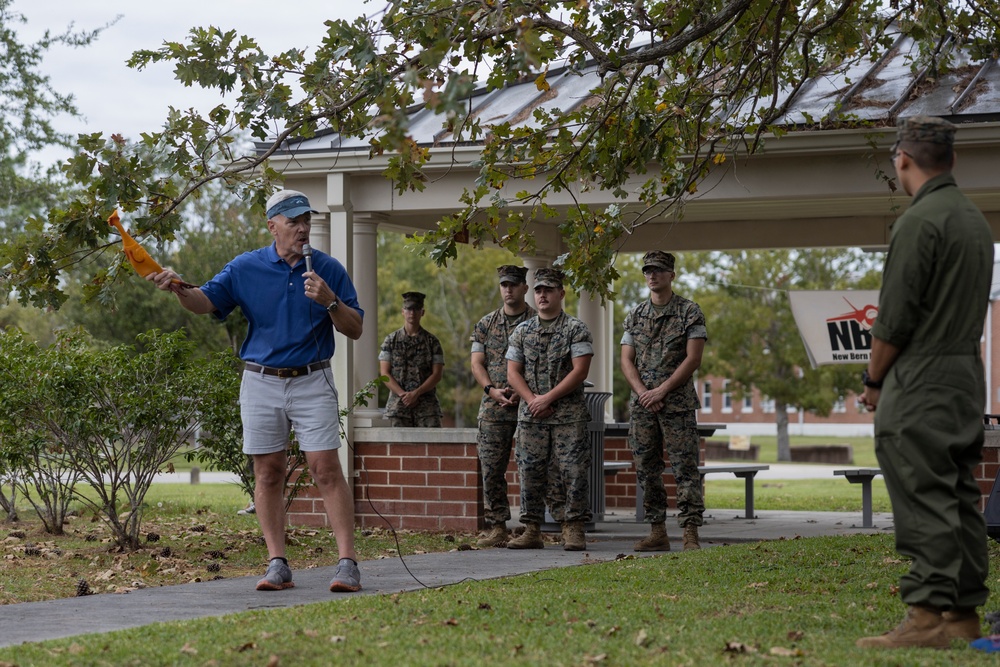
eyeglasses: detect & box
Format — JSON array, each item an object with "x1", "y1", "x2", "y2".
[
  {"x1": 891, "y1": 149, "x2": 910, "y2": 162},
  {"x1": 642, "y1": 267, "x2": 671, "y2": 277}
]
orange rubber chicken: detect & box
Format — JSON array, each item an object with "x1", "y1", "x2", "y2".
[{"x1": 108, "y1": 210, "x2": 197, "y2": 290}]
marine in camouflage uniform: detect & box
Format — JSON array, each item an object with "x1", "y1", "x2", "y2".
[
  {"x1": 506, "y1": 268, "x2": 594, "y2": 551},
  {"x1": 621, "y1": 251, "x2": 707, "y2": 552},
  {"x1": 857, "y1": 117, "x2": 993, "y2": 650},
  {"x1": 379, "y1": 291, "x2": 444, "y2": 427},
  {"x1": 470, "y1": 265, "x2": 536, "y2": 546}
]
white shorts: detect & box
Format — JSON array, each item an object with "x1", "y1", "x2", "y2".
[{"x1": 240, "y1": 367, "x2": 341, "y2": 455}]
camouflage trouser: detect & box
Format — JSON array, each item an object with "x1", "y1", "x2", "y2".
[
  {"x1": 629, "y1": 408, "x2": 703, "y2": 527},
  {"x1": 515, "y1": 421, "x2": 591, "y2": 525},
  {"x1": 389, "y1": 414, "x2": 442, "y2": 428},
  {"x1": 477, "y1": 420, "x2": 516, "y2": 526}
]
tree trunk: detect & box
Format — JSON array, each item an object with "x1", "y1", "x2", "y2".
[{"x1": 775, "y1": 403, "x2": 791, "y2": 461}]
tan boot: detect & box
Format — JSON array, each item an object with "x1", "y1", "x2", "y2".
[
  {"x1": 942, "y1": 608, "x2": 982, "y2": 641},
  {"x1": 682, "y1": 524, "x2": 700, "y2": 551},
  {"x1": 476, "y1": 524, "x2": 509, "y2": 548},
  {"x1": 562, "y1": 521, "x2": 586, "y2": 551},
  {"x1": 856, "y1": 604, "x2": 950, "y2": 649},
  {"x1": 634, "y1": 522, "x2": 670, "y2": 552},
  {"x1": 507, "y1": 522, "x2": 544, "y2": 549}
]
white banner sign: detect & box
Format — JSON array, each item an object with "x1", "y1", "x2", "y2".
[{"x1": 788, "y1": 290, "x2": 880, "y2": 367}]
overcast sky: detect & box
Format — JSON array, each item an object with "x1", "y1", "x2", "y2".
[{"x1": 15, "y1": 0, "x2": 381, "y2": 164}]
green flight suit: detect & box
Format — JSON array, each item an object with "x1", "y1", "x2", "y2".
[{"x1": 871, "y1": 172, "x2": 993, "y2": 609}]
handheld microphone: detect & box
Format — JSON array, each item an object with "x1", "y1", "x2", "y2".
[{"x1": 302, "y1": 243, "x2": 313, "y2": 274}]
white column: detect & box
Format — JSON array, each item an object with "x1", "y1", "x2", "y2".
[
  {"x1": 520, "y1": 256, "x2": 551, "y2": 311},
  {"x1": 352, "y1": 215, "x2": 383, "y2": 426},
  {"x1": 578, "y1": 289, "x2": 615, "y2": 421},
  {"x1": 326, "y1": 173, "x2": 355, "y2": 474}
]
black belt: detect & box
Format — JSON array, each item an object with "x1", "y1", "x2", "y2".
[{"x1": 244, "y1": 360, "x2": 330, "y2": 378}]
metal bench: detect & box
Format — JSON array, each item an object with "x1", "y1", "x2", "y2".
[
  {"x1": 833, "y1": 468, "x2": 883, "y2": 528},
  {"x1": 603, "y1": 461, "x2": 632, "y2": 474},
  {"x1": 635, "y1": 463, "x2": 770, "y2": 521}
]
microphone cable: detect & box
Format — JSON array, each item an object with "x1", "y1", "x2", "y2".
[{"x1": 303, "y1": 249, "x2": 449, "y2": 590}]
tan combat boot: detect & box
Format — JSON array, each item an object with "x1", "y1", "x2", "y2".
[
  {"x1": 507, "y1": 522, "x2": 544, "y2": 549},
  {"x1": 682, "y1": 524, "x2": 701, "y2": 551},
  {"x1": 476, "y1": 524, "x2": 509, "y2": 548},
  {"x1": 562, "y1": 521, "x2": 586, "y2": 551},
  {"x1": 942, "y1": 608, "x2": 982, "y2": 641},
  {"x1": 634, "y1": 522, "x2": 671, "y2": 552},
  {"x1": 856, "y1": 604, "x2": 950, "y2": 649}
]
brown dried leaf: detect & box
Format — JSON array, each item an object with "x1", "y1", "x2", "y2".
[
  {"x1": 770, "y1": 646, "x2": 804, "y2": 657},
  {"x1": 179, "y1": 643, "x2": 198, "y2": 655},
  {"x1": 724, "y1": 641, "x2": 757, "y2": 654},
  {"x1": 635, "y1": 628, "x2": 650, "y2": 647}
]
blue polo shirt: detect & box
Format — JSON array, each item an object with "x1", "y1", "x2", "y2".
[{"x1": 200, "y1": 244, "x2": 363, "y2": 368}]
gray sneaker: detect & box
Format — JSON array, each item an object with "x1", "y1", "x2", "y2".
[
  {"x1": 255, "y1": 559, "x2": 294, "y2": 591},
  {"x1": 329, "y1": 558, "x2": 362, "y2": 592},
  {"x1": 237, "y1": 502, "x2": 256, "y2": 515}
]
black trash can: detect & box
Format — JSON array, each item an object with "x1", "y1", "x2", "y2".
[{"x1": 585, "y1": 391, "x2": 612, "y2": 519}]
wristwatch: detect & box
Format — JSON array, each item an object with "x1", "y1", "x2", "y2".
[
  {"x1": 484, "y1": 384, "x2": 495, "y2": 395},
  {"x1": 861, "y1": 370, "x2": 883, "y2": 389},
  {"x1": 326, "y1": 297, "x2": 339, "y2": 313}
]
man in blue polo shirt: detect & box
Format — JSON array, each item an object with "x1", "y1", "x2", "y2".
[{"x1": 149, "y1": 189, "x2": 365, "y2": 594}]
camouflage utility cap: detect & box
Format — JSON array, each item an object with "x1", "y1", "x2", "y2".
[
  {"x1": 402, "y1": 291, "x2": 426, "y2": 310},
  {"x1": 896, "y1": 116, "x2": 956, "y2": 146},
  {"x1": 497, "y1": 265, "x2": 528, "y2": 285},
  {"x1": 642, "y1": 251, "x2": 675, "y2": 272},
  {"x1": 534, "y1": 268, "x2": 565, "y2": 288}
]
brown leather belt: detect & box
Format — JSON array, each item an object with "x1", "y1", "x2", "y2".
[{"x1": 244, "y1": 360, "x2": 331, "y2": 378}]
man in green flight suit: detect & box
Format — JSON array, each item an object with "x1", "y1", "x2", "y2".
[
  {"x1": 857, "y1": 116, "x2": 993, "y2": 649},
  {"x1": 379, "y1": 291, "x2": 445, "y2": 427}
]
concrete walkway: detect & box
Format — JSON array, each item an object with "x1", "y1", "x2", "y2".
[{"x1": 0, "y1": 508, "x2": 892, "y2": 648}]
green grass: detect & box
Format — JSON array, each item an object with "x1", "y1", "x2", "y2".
[
  {"x1": 706, "y1": 478, "x2": 891, "y2": 512},
  {"x1": 2, "y1": 533, "x2": 997, "y2": 666},
  {"x1": 719, "y1": 435, "x2": 878, "y2": 467}
]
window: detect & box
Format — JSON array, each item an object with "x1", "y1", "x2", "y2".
[
  {"x1": 702, "y1": 381, "x2": 712, "y2": 412},
  {"x1": 761, "y1": 396, "x2": 775, "y2": 413},
  {"x1": 742, "y1": 394, "x2": 754, "y2": 413},
  {"x1": 722, "y1": 380, "x2": 733, "y2": 413},
  {"x1": 833, "y1": 396, "x2": 847, "y2": 413}
]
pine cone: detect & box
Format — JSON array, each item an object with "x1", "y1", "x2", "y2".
[
  {"x1": 159, "y1": 547, "x2": 172, "y2": 558},
  {"x1": 207, "y1": 562, "x2": 221, "y2": 573},
  {"x1": 75, "y1": 579, "x2": 92, "y2": 596},
  {"x1": 146, "y1": 532, "x2": 160, "y2": 543},
  {"x1": 23, "y1": 545, "x2": 41, "y2": 557}
]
